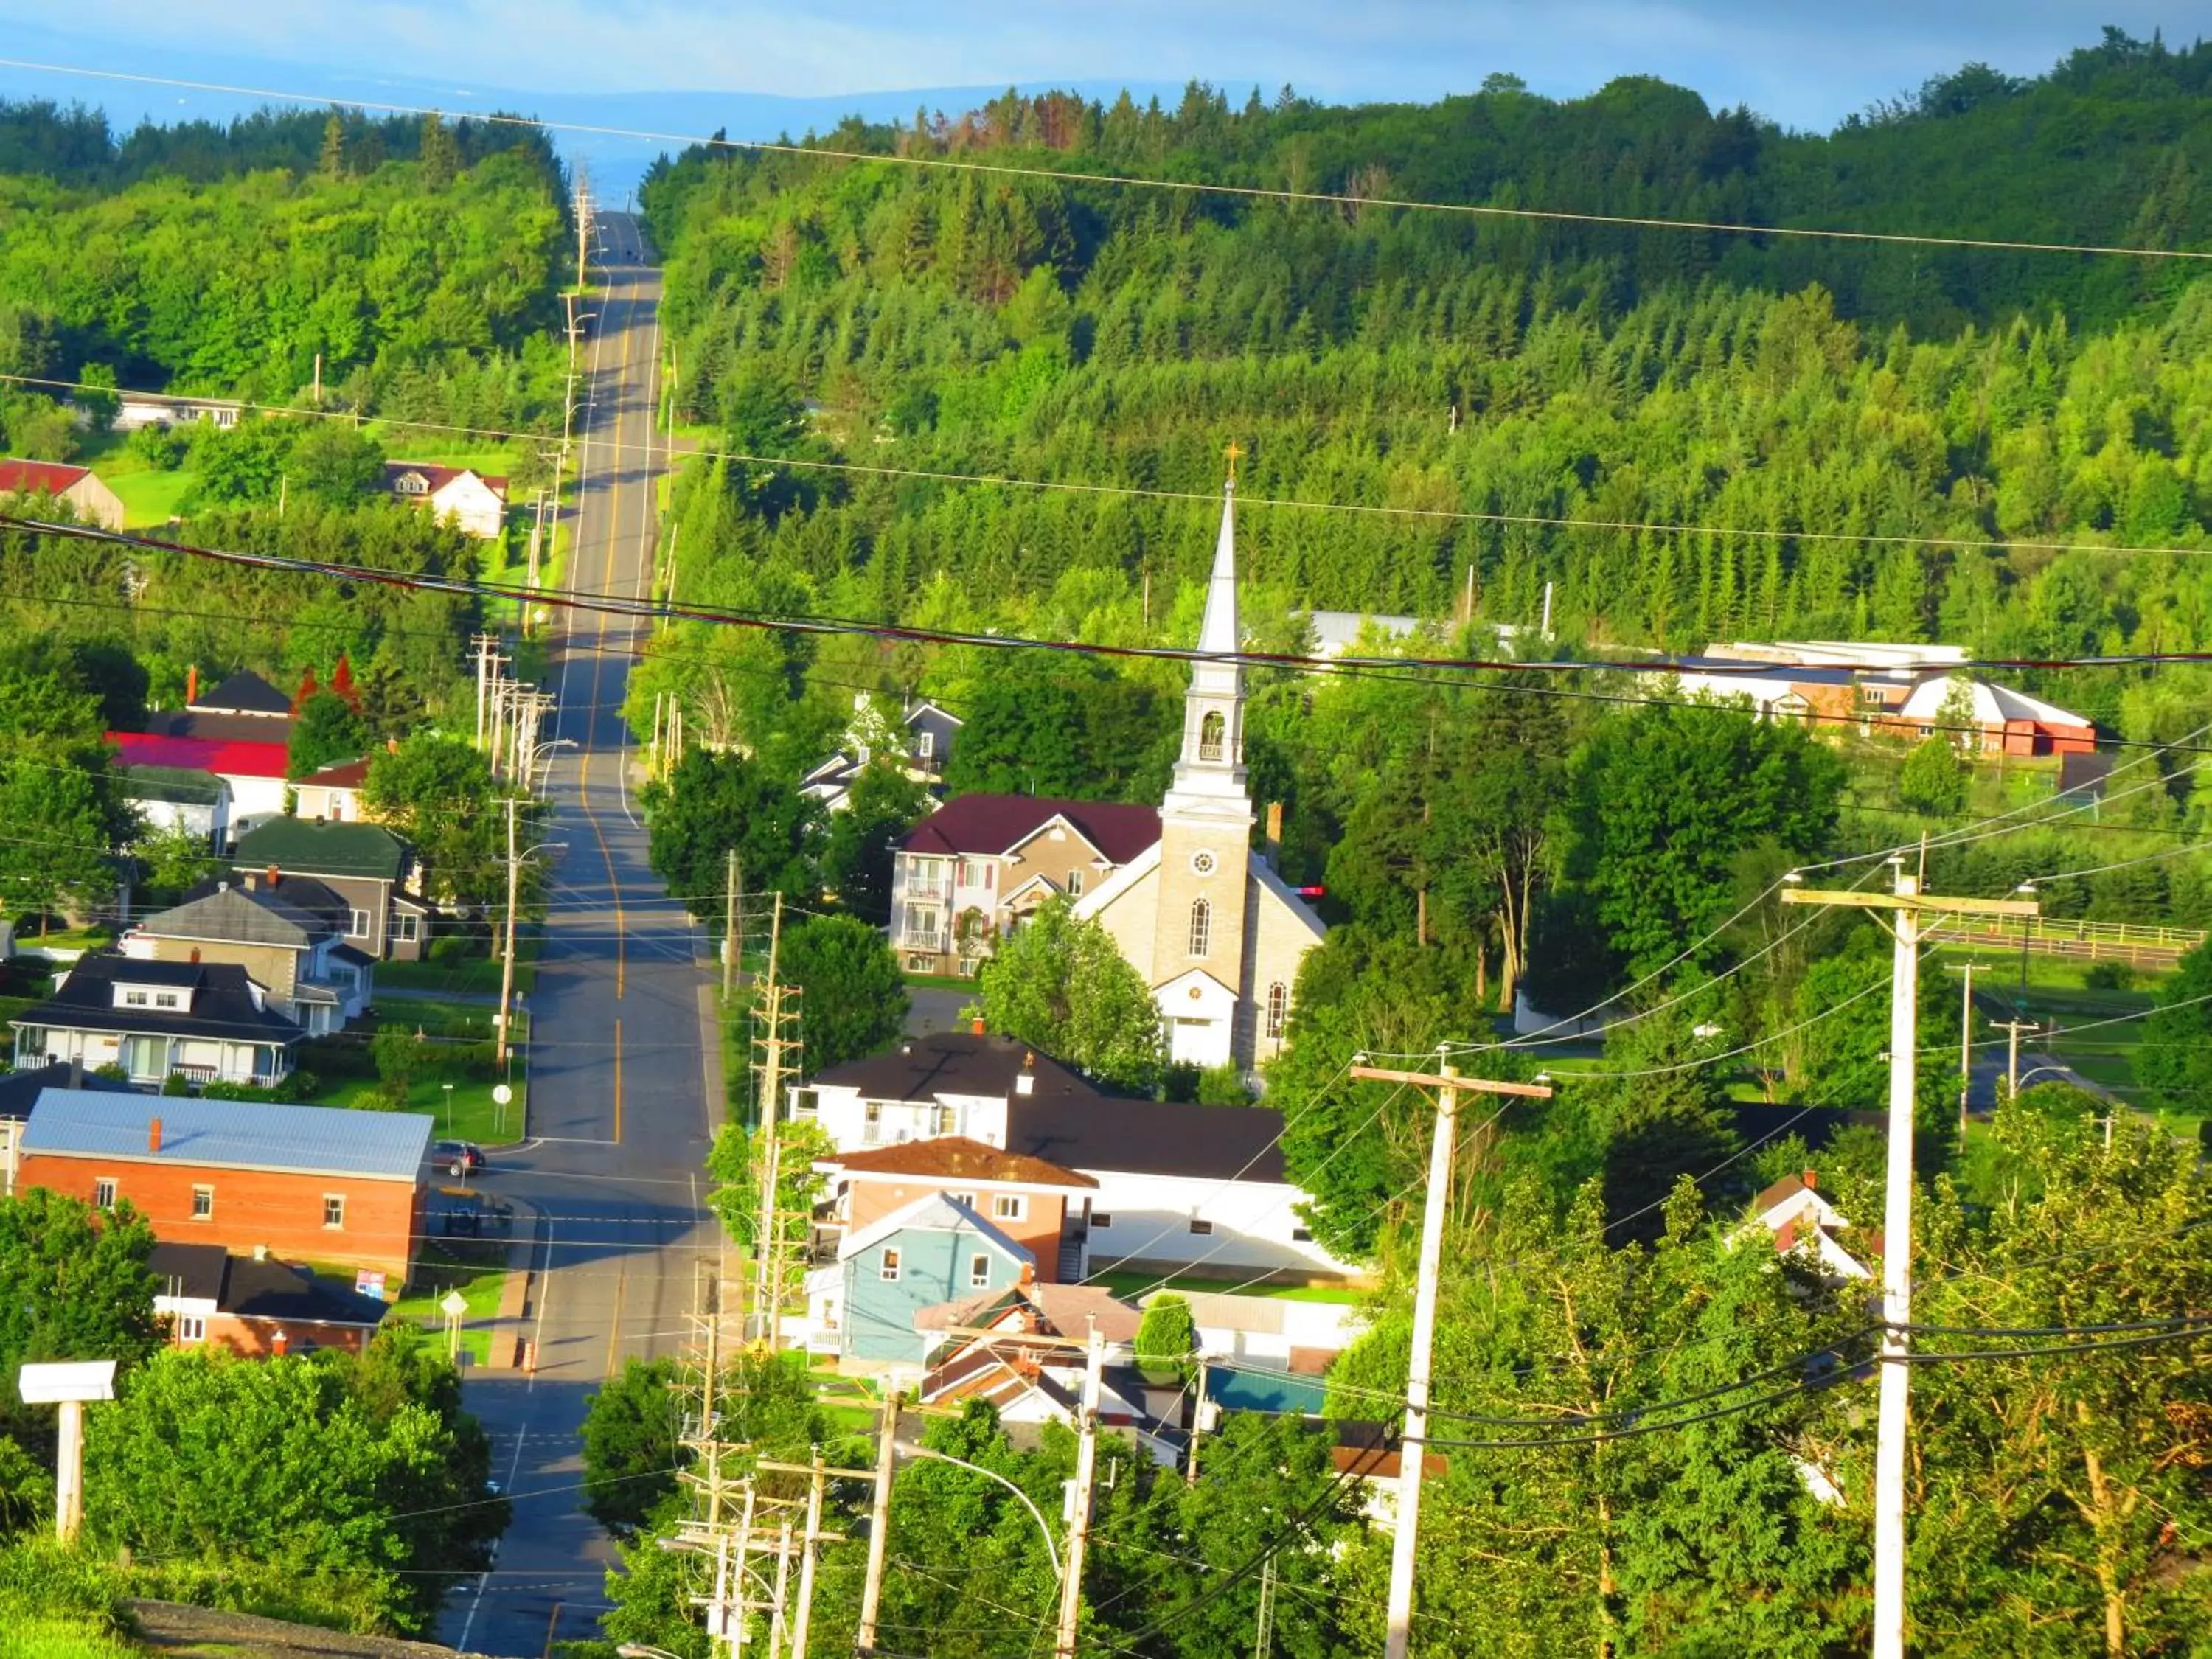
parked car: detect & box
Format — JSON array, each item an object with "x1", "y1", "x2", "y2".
[
  {"x1": 431, "y1": 1139, "x2": 485, "y2": 1178},
  {"x1": 434, "y1": 1186, "x2": 514, "y2": 1237}
]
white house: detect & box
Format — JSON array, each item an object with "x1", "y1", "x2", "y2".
[
  {"x1": 383, "y1": 462, "x2": 508, "y2": 540},
  {"x1": 115, "y1": 767, "x2": 232, "y2": 846},
  {"x1": 794, "y1": 1031, "x2": 1357, "y2": 1283},
  {"x1": 801, "y1": 695, "x2": 964, "y2": 813},
  {"x1": 1740, "y1": 1170, "x2": 1871, "y2": 1282}
]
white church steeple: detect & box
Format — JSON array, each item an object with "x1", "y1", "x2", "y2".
[{"x1": 1166, "y1": 467, "x2": 1250, "y2": 806}]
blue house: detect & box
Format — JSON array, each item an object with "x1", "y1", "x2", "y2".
[{"x1": 828, "y1": 1193, "x2": 1034, "y2": 1366}]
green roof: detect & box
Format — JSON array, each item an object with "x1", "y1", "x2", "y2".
[{"x1": 234, "y1": 818, "x2": 406, "y2": 881}]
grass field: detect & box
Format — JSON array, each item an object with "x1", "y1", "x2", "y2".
[
  {"x1": 0, "y1": 1614, "x2": 139, "y2": 1659},
  {"x1": 308, "y1": 1069, "x2": 526, "y2": 1145},
  {"x1": 392, "y1": 1241, "x2": 509, "y2": 1368},
  {"x1": 375, "y1": 950, "x2": 538, "y2": 997},
  {"x1": 105, "y1": 467, "x2": 198, "y2": 527}
]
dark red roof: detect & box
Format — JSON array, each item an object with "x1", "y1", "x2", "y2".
[
  {"x1": 904, "y1": 795, "x2": 1160, "y2": 863},
  {"x1": 0, "y1": 459, "x2": 91, "y2": 494},
  {"x1": 109, "y1": 732, "x2": 291, "y2": 781},
  {"x1": 383, "y1": 462, "x2": 508, "y2": 500},
  {"x1": 298, "y1": 756, "x2": 373, "y2": 790}
]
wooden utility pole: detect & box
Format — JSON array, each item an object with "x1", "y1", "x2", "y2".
[
  {"x1": 724, "y1": 848, "x2": 744, "y2": 1002},
  {"x1": 495, "y1": 798, "x2": 522, "y2": 1067},
  {"x1": 791, "y1": 1451, "x2": 827, "y2": 1659},
  {"x1": 1994, "y1": 1015, "x2": 2042, "y2": 1103},
  {"x1": 1054, "y1": 1326, "x2": 1107, "y2": 1659},
  {"x1": 1783, "y1": 866, "x2": 2037, "y2": 1659},
  {"x1": 1349, "y1": 1054, "x2": 1553, "y2": 1659},
  {"x1": 855, "y1": 1392, "x2": 901, "y2": 1655},
  {"x1": 767, "y1": 1519, "x2": 793, "y2": 1656},
  {"x1": 1186, "y1": 1357, "x2": 1208, "y2": 1486},
  {"x1": 1944, "y1": 961, "x2": 1977, "y2": 1147},
  {"x1": 1252, "y1": 1551, "x2": 1277, "y2": 1658},
  {"x1": 752, "y1": 894, "x2": 797, "y2": 1347}
]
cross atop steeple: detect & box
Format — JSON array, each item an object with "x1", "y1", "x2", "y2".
[{"x1": 1223, "y1": 439, "x2": 1245, "y2": 486}]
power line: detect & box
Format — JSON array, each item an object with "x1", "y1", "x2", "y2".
[{"x1": 3, "y1": 56, "x2": 2209, "y2": 265}]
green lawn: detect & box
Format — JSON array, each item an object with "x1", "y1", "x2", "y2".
[
  {"x1": 902, "y1": 972, "x2": 980, "y2": 993},
  {"x1": 375, "y1": 952, "x2": 537, "y2": 997},
  {"x1": 105, "y1": 467, "x2": 198, "y2": 527},
  {"x1": 12, "y1": 924, "x2": 114, "y2": 952},
  {"x1": 391, "y1": 1242, "x2": 509, "y2": 1368},
  {"x1": 307, "y1": 1069, "x2": 526, "y2": 1145},
  {"x1": 0, "y1": 1612, "x2": 139, "y2": 1659}
]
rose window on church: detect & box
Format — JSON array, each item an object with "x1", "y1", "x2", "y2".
[{"x1": 1190, "y1": 849, "x2": 1217, "y2": 877}]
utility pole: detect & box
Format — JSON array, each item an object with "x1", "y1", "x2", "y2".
[
  {"x1": 767, "y1": 1519, "x2": 793, "y2": 1657},
  {"x1": 752, "y1": 894, "x2": 796, "y2": 1346},
  {"x1": 495, "y1": 798, "x2": 522, "y2": 1067},
  {"x1": 1350, "y1": 1054, "x2": 1552, "y2": 1659},
  {"x1": 524, "y1": 488, "x2": 549, "y2": 633},
  {"x1": 1944, "y1": 961, "x2": 1976, "y2": 1148},
  {"x1": 1252, "y1": 1551, "x2": 1277, "y2": 1658},
  {"x1": 790, "y1": 1450, "x2": 827, "y2": 1659},
  {"x1": 1782, "y1": 864, "x2": 2037, "y2": 1659},
  {"x1": 1186, "y1": 1357, "x2": 1208, "y2": 1486},
  {"x1": 724, "y1": 848, "x2": 744, "y2": 1002},
  {"x1": 473, "y1": 633, "x2": 499, "y2": 751},
  {"x1": 1994, "y1": 1015, "x2": 2042, "y2": 1104},
  {"x1": 1054, "y1": 1326, "x2": 1107, "y2": 1659},
  {"x1": 856, "y1": 1391, "x2": 901, "y2": 1656}
]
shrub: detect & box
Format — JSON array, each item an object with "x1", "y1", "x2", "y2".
[
  {"x1": 2082, "y1": 961, "x2": 2134, "y2": 991},
  {"x1": 1134, "y1": 1293, "x2": 1198, "y2": 1385}
]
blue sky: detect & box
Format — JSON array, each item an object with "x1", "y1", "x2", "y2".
[{"x1": 0, "y1": 1, "x2": 2197, "y2": 132}]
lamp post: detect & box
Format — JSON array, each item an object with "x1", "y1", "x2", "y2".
[
  {"x1": 497, "y1": 799, "x2": 567, "y2": 1068},
  {"x1": 441, "y1": 1081, "x2": 453, "y2": 1134}
]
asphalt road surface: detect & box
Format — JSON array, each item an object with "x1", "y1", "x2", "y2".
[{"x1": 437, "y1": 213, "x2": 723, "y2": 1658}]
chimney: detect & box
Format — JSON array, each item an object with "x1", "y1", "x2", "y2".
[
  {"x1": 147, "y1": 1116, "x2": 162, "y2": 1154},
  {"x1": 185, "y1": 663, "x2": 199, "y2": 706},
  {"x1": 265, "y1": 864, "x2": 280, "y2": 891},
  {"x1": 1803, "y1": 1169, "x2": 1817, "y2": 1191},
  {"x1": 253, "y1": 1244, "x2": 268, "y2": 1262},
  {"x1": 189, "y1": 947, "x2": 200, "y2": 964},
  {"x1": 1019, "y1": 1260, "x2": 1035, "y2": 1286},
  {"x1": 1015, "y1": 1051, "x2": 1036, "y2": 1096},
  {"x1": 971, "y1": 1018, "x2": 985, "y2": 1037},
  {"x1": 1264, "y1": 801, "x2": 1284, "y2": 866}
]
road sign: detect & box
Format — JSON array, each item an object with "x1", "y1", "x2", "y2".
[
  {"x1": 355, "y1": 1270, "x2": 387, "y2": 1301},
  {"x1": 18, "y1": 1361, "x2": 116, "y2": 1404},
  {"x1": 491, "y1": 1084, "x2": 513, "y2": 1105},
  {"x1": 440, "y1": 1289, "x2": 469, "y2": 1318}
]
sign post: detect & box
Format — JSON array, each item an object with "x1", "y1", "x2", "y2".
[{"x1": 19, "y1": 1361, "x2": 116, "y2": 1542}]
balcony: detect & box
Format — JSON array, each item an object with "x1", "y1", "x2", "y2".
[{"x1": 902, "y1": 933, "x2": 945, "y2": 956}]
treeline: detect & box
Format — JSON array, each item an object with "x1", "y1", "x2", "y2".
[
  {"x1": 0, "y1": 107, "x2": 569, "y2": 435},
  {"x1": 634, "y1": 39, "x2": 2212, "y2": 734},
  {"x1": 0, "y1": 96, "x2": 561, "y2": 195}
]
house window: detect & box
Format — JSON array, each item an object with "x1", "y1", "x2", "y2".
[
  {"x1": 970, "y1": 1253, "x2": 992, "y2": 1289},
  {"x1": 93, "y1": 1178, "x2": 116, "y2": 1209},
  {"x1": 175, "y1": 1316, "x2": 206, "y2": 1344},
  {"x1": 1091, "y1": 1214, "x2": 1112, "y2": 1229},
  {"x1": 880, "y1": 1248, "x2": 901, "y2": 1282},
  {"x1": 1265, "y1": 981, "x2": 1288, "y2": 1039},
  {"x1": 947, "y1": 1192, "x2": 977, "y2": 1210},
  {"x1": 190, "y1": 1185, "x2": 214, "y2": 1220},
  {"x1": 917, "y1": 731, "x2": 934, "y2": 761},
  {"x1": 863, "y1": 1102, "x2": 883, "y2": 1145},
  {"x1": 349, "y1": 909, "x2": 372, "y2": 939},
  {"x1": 1188, "y1": 898, "x2": 1211, "y2": 957},
  {"x1": 154, "y1": 993, "x2": 181, "y2": 1009},
  {"x1": 933, "y1": 1104, "x2": 956, "y2": 1135},
  {"x1": 1189, "y1": 1217, "x2": 1214, "y2": 1235},
  {"x1": 1065, "y1": 868, "x2": 1084, "y2": 897},
  {"x1": 393, "y1": 912, "x2": 420, "y2": 943},
  {"x1": 992, "y1": 1194, "x2": 1026, "y2": 1222},
  {"x1": 792, "y1": 1090, "x2": 818, "y2": 1119},
  {"x1": 123, "y1": 990, "x2": 148, "y2": 1007},
  {"x1": 1199, "y1": 709, "x2": 1225, "y2": 762},
  {"x1": 324, "y1": 1195, "x2": 346, "y2": 1229}
]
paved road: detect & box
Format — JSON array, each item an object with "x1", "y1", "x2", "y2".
[{"x1": 439, "y1": 213, "x2": 721, "y2": 1658}]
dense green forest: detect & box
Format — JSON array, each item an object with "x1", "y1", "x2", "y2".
[{"x1": 0, "y1": 100, "x2": 571, "y2": 445}]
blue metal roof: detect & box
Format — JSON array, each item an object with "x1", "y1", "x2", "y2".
[{"x1": 21, "y1": 1088, "x2": 431, "y2": 1182}]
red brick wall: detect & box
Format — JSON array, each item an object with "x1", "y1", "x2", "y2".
[
  {"x1": 187, "y1": 1314, "x2": 378, "y2": 1357},
  {"x1": 18, "y1": 1153, "x2": 419, "y2": 1278},
  {"x1": 847, "y1": 1180, "x2": 1071, "y2": 1281}
]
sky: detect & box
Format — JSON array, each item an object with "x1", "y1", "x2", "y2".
[{"x1": 0, "y1": 1, "x2": 2197, "y2": 135}]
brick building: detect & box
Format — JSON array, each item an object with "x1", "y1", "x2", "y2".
[
  {"x1": 150, "y1": 1240, "x2": 392, "y2": 1357},
  {"x1": 16, "y1": 1090, "x2": 431, "y2": 1279}
]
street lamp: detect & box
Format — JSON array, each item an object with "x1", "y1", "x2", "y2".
[
  {"x1": 521, "y1": 734, "x2": 577, "y2": 793},
  {"x1": 441, "y1": 1081, "x2": 454, "y2": 1133},
  {"x1": 902, "y1": 1445, "x2": 1064, "y2": 1583},
  {"x1": 498, "y1": 800, "x2": 568, "y2": 1068}
]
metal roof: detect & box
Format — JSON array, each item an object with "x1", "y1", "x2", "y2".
[
  {"x1": 21, "y1": 1088, "x2": 431, "y2": 1181},
  {"x1": 235, "y1": 818, "x2": 406, "y2": 882}
]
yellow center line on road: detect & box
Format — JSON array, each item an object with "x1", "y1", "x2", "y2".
[
  {"x1": 613, "y1": 1016, "x2": 624, "y2": 1144},
  {"x1": 573, "y1": 269, "x2": 633, "y2": 1000},
  {"x1": 603, "y1": 1262, "x2": 627, "y2": 1376}
]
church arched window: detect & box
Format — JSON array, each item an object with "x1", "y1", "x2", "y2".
[
  {"x1": 1187, "y1": 897, "x2": 1211, "y2": 957},
  {"x1": 1265, "y1": 981, "x2": 1287, "y2": 1039},
  {"x1": 1198, "y1": 710, "x2": 1225, "y2": 762}
]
